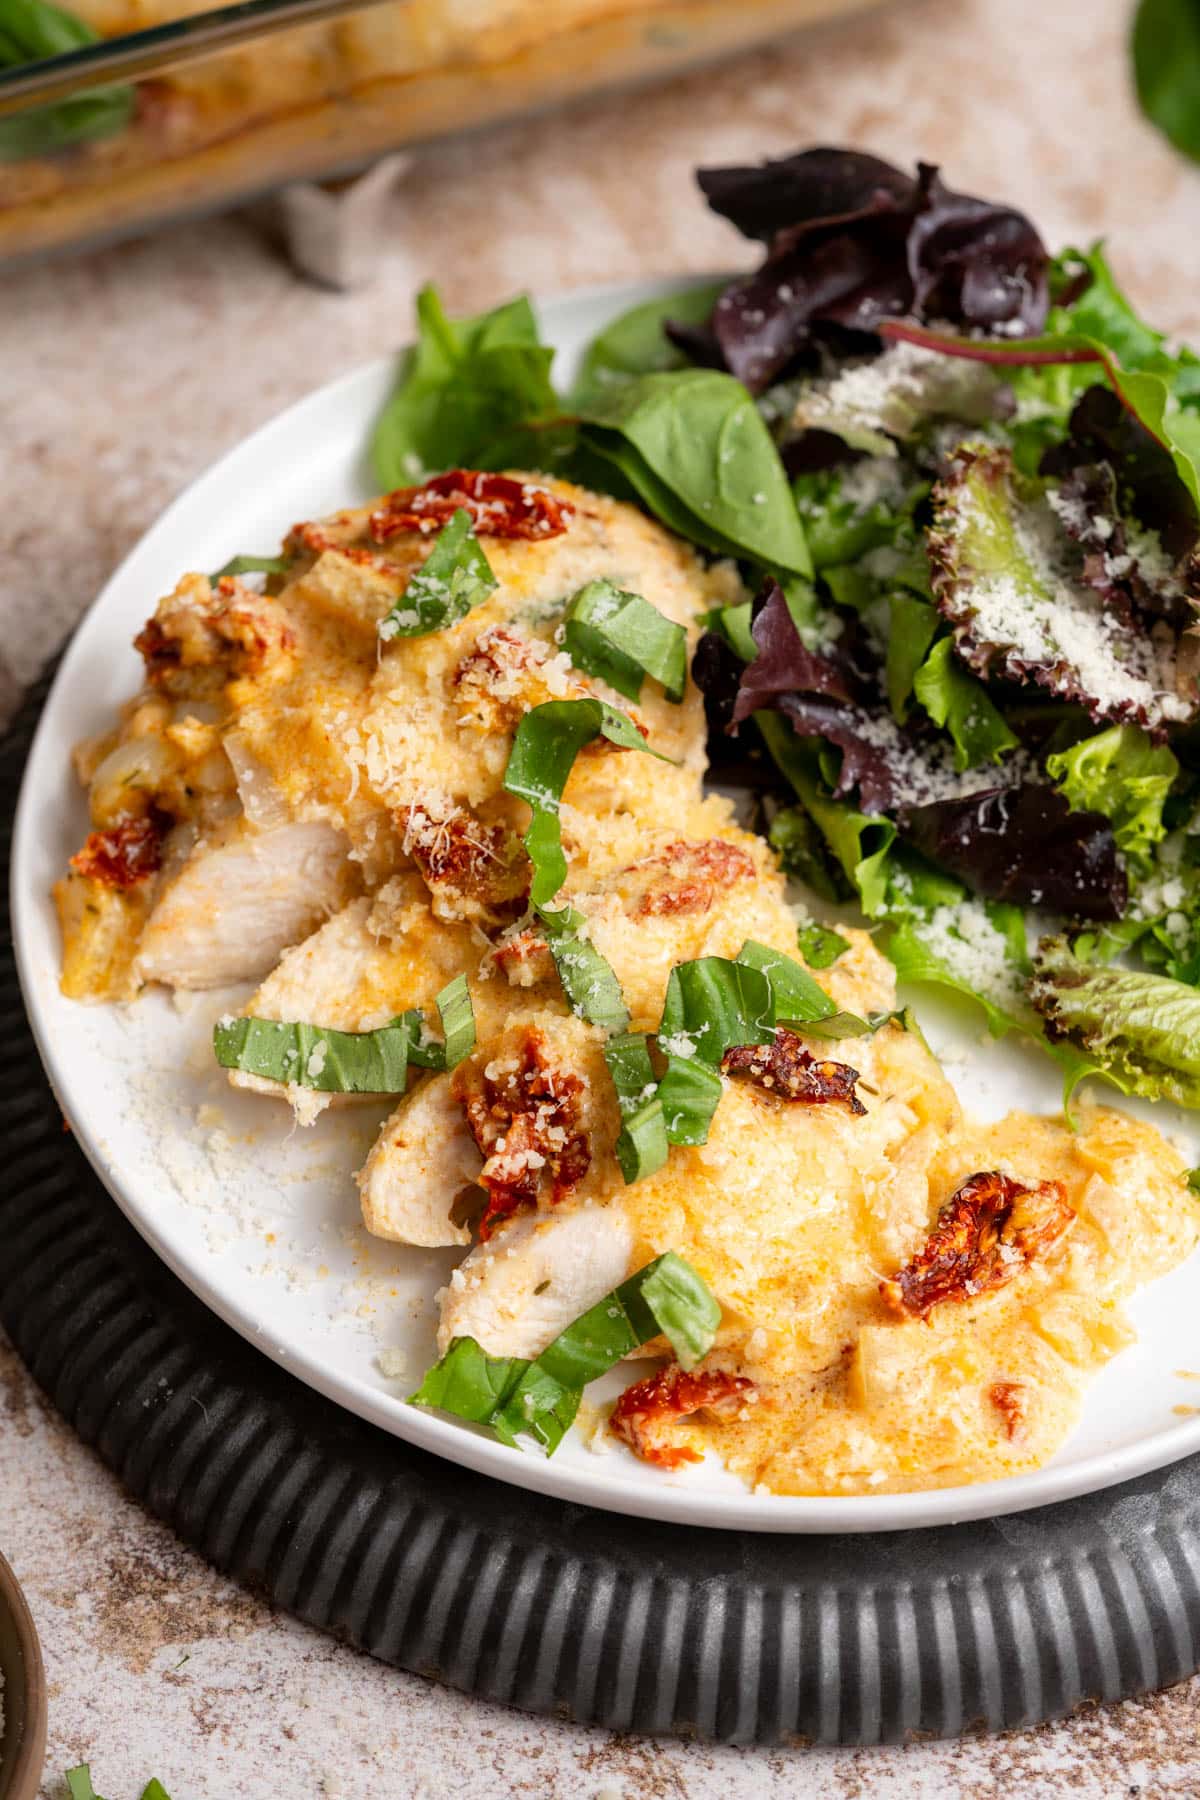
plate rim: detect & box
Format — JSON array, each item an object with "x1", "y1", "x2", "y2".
[{"x1": 13, "y1": 273, "x2": 1200, "y2": 1535}]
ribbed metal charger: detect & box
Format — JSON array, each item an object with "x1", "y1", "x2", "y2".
[{"x1": 3, "y1": 668, "x2": 1199, "y2": 1746}]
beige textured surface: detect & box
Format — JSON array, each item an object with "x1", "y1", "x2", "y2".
[{"x1": 5, "y1": 0, "x2": 1200, "y2": 1791}]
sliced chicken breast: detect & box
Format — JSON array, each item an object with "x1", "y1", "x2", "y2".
[
  {"x1": 136, "y1": 817, "x2": 356, "y2": 989},
  {"x1": 358, "y1": 1073, "x2": 482, "y2": 1248},
  {"x1": 437, "y1": 1204, "x2": 635, "y2": 1359}
]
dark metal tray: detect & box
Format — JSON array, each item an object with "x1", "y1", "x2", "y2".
[{"x1": 3, "y1": 666, "x2": 1199, "y2": 1745}]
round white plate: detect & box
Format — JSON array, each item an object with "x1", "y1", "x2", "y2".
[{"x1": 13, "y1": 278, "x2": 1200, "y2": 1533}]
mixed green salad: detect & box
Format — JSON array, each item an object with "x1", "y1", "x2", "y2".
[{"x1": 367, "y1": 145, "x2": 1200, "y2": 1116}]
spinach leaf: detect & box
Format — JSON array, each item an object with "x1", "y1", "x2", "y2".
[
  {"x1": 570, "y1": 280, "x2": 726, "y2": 409},
  {"x1": 1133, "y1": 0, "x2": 1200, "y2": 166},
  {"x1": 370, "y1": 287, "x2": 561, "y2": 487},
  {"x1": 578, "y1": 369, "x2": 812, "y2": 574}
]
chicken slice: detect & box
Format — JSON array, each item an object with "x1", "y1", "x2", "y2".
[
  {"x1": 227, "y1": 883, "x2": 480, "y2": 1121},
  {"x1": 437, "y1": 1204, "x2": 636, "y2": 1359},
  {"x1": 136, "y1": 817, "x2": 357, "y2": 989},
  {"x1": 358, "y1": 1073, "x2": 482, "y2": 1248}
]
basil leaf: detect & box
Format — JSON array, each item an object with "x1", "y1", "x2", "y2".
[
  {"x1": 503, "y1": 697, "x2": 667, "y2": 907},
  {"x1": 911, "y1": 637, "x2": 1019, "y2": 770},
  {"x1": 213, "y1": 1014, "x2": 420, "y2": 1093},
  {"x1": 796, "y1": 922, "x2": 851, "y2": 969},
  {"x1": 604, "y1": 1030, "x2": 669, "y2": 1183},
  {"x1": 578, "y1": 369, "x2": 812, "y2": 575},
  {"x1": 370, "y1": 287, "x2": 561, "y2": 486},
  {"x1": 0, "y1": 0, "x2": 133, "y2": 160},
  {"x1": 734, "y1": 937, "x2": 837, "y2": 1025},
  {"x1": 140, "y1": 1785, "x2": 174, "y2": 1800},
  {"x1": 659, "y1": 955, "x2": 776, "y2": 1065},
  {"x1": 412, "y1": 1251, "x2": 722, "y2": 1454},
  {"x1": 655, "y1": 955, "x2": 776, "y2": 1146},
  {"x1": 65, "y1": 1770, "x2": 101, "y2": 1800},
  {"x1": 378, "y1": 509, "x2": 497, "y2": 640},
  {"x1": 1134, "y1": 0, "x2": 1200, "y2": 167},
  {"x1": 435, "y1": 973, "x2": 476, "y2": 1069},
  {"x1": 538, "y1": 904, "x2": 630, "y2": 1030},
  {"x1": 211, "y1": 552, "x2": 291, "y2": 582},
  {"x1": 562, "y1": 579, "x2": 687, "y2": 703},
  {"x1": 410, "y1": 1336, "x2": 526, "y2": 1422},
  {"x1": 1186, "y1": 1168, "x2": 1200, "y2": 1195},
  {"x1": 655, "y1": 1055, "x2": 726, "y2": 1148},
  {"x1": 570, "y1": 281, "x2": 726, "y2": 409}
]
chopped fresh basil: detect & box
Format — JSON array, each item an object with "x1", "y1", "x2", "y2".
[
  {"x1": 537, "y1": 904, "x2": 630, "y2": 1031},
  {"x1": 214, "y1": 1014, "x2": 420, "y2": 1093},
  {"x1": 62, "y1": 1770, "x2": 170, "y2": 1800},
  {"x1": 411, "y1": 1251, "x2": 721, "y2": 1454},
  {"x1": 378, "y1": 508, "x2": 497, "y2": 640},
  {"x1": 734, "y1": 938, "x2": 837, "y2": 1025},
  {"x1": 0, "y1": 0, "x2": 133, "y2": 161},
  {"x1": 603, "y1": 1030, "x2": 669, "y2": 1183},
  {"x1": 654, "y1": 955, "x2": 773, "y2": 1144},
  {"x1": 435, "y1": 973, "x2": 476, "y2": 1069},
  {"x1": 503, "y1": 697, "x2": 667, "y2": 907},
  {"x1": 796, "y1": 922, "x2": 851, "y2": 969},
  {"x1": 210, "y1": 552, "x2": 292, "y2": 582},
  {"x1": 213, "y1": 978, "x2": 474, "y2": 1091},
  {"x1": 562, "y1": 579, "x2": 687, "y2": 703},
  {"x1": 1187, "y1": 1168, "x2": 1200, "y2": 1195}
]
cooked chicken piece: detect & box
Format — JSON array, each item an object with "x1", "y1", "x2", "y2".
[
  {"x1": 136, "y1": 818, "x2": 357, "y2": 989},
  {"x1": 359, "y1": 1074, "x2": 482, "y2": 1248},
  {"x1": 437, "y1": 1203, "x2": 636, "y2": 1359},
  {"x1": 225, "y1": 882, "x2": 485, "y2": 1118},
  {"x1": 356, "y1": 1006, "x2": 618, "y2": 1246}
]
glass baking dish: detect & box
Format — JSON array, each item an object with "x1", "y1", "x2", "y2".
[{"x1": 0, "y1": 0, "x2": 877, "y2": 267}]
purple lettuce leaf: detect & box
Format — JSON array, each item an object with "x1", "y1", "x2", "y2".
[
  {"x1": 898, "y1": 782, "x2": 1127, "y2": 920},
  {"x1": 730, "y1": 580, "x2": 857, "y2": 724},
  {"x1": 774, "y1": 693, "x2": 904, "y2": 814},
  {"x1": 687, "y1": 148, "x2": 1049, "y2": 393}
]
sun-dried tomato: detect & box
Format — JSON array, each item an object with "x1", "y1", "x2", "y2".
[
  {"x1": 70, "y1": 811, "x2": 170, "y2": 887},
  {"x1": 722, "y1": 1029, "x2": 866, "y2": 1115},
  {"x1": 626, "y1": 839, "x2": 757, "y2": 918},
  {"x1": 369, "y1": 470, "x2": 572, "y2": 543},
  {"x1": 879, "y1": 1171, "x2": 1074, "y2": 1321},
  {"x1": 989, "y1": 1380, "x2": 1026, "y2": 1440},
  {"x1": 610, "y1": 1365, "x2": 753, "y2": 1469},
  {"x1": 400, "y1": 801, "x2": 530, "y2": 927},
  {"x1": 453, "y1": 1030, "x2": 590, "y2": 1240},
  {"x1": 133, "y1": 617, "x2": 180, "y2": 681}
]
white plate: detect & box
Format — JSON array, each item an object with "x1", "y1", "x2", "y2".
[{"x1": 13, "y1": 279, "x2": 1200, "y2": 1534}]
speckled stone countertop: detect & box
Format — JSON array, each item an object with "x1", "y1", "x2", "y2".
[{"x1": 5, "y1": 0, "x2": 1200, "y2": 1792}]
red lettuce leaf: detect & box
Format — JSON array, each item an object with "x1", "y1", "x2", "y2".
[
  {"x1": 899, "y1": 783, "x2": 1127, "y2": 920},
  {"x1": 687, "y1": 149, "x2": 1049, "y2": 393},
  {"x1": 774, "y1": 693, "x2": 903, "y2": 814},
  {"x1": 730, "y1": 580, "x2": 857, "y2": 724}
]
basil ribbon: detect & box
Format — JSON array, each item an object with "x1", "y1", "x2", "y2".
[
  {"x1": 410, "y1": 1251, "x2": 721, "y2": 1455},
  {"x1": 378, "y1": 509, "x2": 497, "y2": 640},
  {"x1": 213, "y1": 976, "x2": 475, "y2": 1092},
  {"x1": 604, "y1": 1030, "x2": 669, "y2": 1183},
  {"x1": 562, "y1": 578, "x2": 687, "y2": 703},
  {"x1": 503, "y1": 696, "x2": 667, "y2": 907},
  {"x1": 210, "y1": 552, "x2": 292, "y2": 582},
  {"x1": 654, "y1": 941, "x2": 870, "y2": 1146}
]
